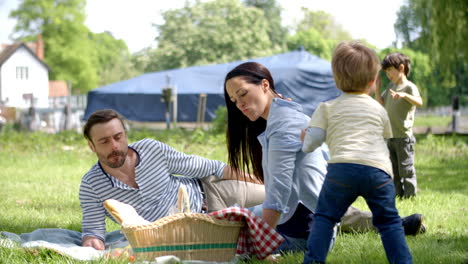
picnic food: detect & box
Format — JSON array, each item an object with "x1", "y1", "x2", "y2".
[
  {"x1": 103, "y1": 186, "x2": 244, "y2": 261},
  {"x1": 103, "y1": 199, "x2": 149, "y2": 226}
]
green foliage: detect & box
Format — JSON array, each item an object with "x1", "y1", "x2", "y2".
[
  {"x1": 287, "y1": 27, "x2": 335, "y2": 61},
  {"x1": 394, "y1": 5, "x2": 421, "y2": 50},
  {"x1": 9, "y1": 0, "x2": 139, "y2": 93},
  {"x1": 287, "y1": 9, "x2": 355, "y2": 60},
  {"x1": 394, "y1": 0, "x2": 467, "y2": 106},
  {"x1": 243, "y1": 0, "x2": 288, "y2": 51},
  {"x1": 130, "y1": 47, "x2": 153, "y2": 74},
  {"x1": 10, "y1": 0, "x2": 99, "y2": 94},
  {"x1": 295, "y1": 9, "x2": 352, "y2": 41},
  {"x1": 413, "y1": 0, "x2": 468, "y2": 79},
  {"x1": 88, "y1": 32, "x2": 138, "y2": 86},
  {"x1": 144, "y1": 0, "x2": 276, "y2": 72},
  {"x1": 210, "y1": 105, "x2": 228, "y2": 134}
]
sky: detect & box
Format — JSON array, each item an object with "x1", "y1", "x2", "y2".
[{"x1": 0, "y1": 0, "x2": 405, "y2": 53}]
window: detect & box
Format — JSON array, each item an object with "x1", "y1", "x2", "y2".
[{"x1": 16, "y1": 66, "x2": 29, "y2": 80}]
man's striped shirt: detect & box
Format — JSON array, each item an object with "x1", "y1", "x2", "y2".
[{"x1": 79, "y1": 138, "x2": 226, "y2": 241}]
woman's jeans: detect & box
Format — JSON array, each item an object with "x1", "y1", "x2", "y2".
[
  {"x1": 303, "y1": 163, "x2": 412, "y2": 264},
  {"x1": 248, "y1": 203, "x2": 337, "y2": 254}
]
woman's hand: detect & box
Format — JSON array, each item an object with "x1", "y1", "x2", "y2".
[{"x1": 262, "y1": 208, "x2": 281, "y2": 229}]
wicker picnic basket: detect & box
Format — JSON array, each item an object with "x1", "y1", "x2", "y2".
[{"x1": 104, "y1": 186, "x2": 244, "y2": 262}]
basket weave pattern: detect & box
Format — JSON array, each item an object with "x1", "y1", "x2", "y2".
[{"x1": 122, "y1": 212, "x2": 244, "y2": 261}]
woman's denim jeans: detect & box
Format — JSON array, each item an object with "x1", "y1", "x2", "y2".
[{"x1": 303, "y1": 163, "x2": 412, "y2": 264}]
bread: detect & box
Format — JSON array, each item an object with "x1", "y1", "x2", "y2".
[
  {"x1": 104, "y1": 185, "x2": 191, "y2": 227},
  {"x1": 103, "y1": 199, "x2": 150, "y2": 226}
]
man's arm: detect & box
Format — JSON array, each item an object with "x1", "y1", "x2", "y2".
[
  {"x1": 79, "y1": 178, "x2": 107, "y2": 249},
  {"x1": 160, "y1": 141, "x2": 226, "y2": 179},
  {"x1": 82, "y1": 236, "x2": 104, "y2": 250},
  {"x1": 160, "y1": 140, "x2": 262, "y2": 183}
]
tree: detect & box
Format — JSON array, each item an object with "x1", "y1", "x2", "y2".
[
  {"x1": 296, "y1": 9, "x2": 352, "y2": 42},
  {"x1": 145, "y1": 0, "x2": 275, "y2": 72},
  {"x1": 130, "y1": 47, "x2": 152, "y2": 74},
  {"x1": 287, "y1": 9, "x2": 355, "y2": 60},
  {"x1": 89, "y1": 31, "x2": 138, "y2": 86},
  {"x1": 243, "y1": 0, "x2": 287, "y2": 52},
  {"x1": 287, "y1": 27, "x2": 335, "y2": 61},
  {"x1": 395, "y1": 0, "x2": 467, "y2": 106},
  {"x1": 10, "y1": 0, "x2": 99, "y2": 93},
  {"x1": 394, "y1": 5, "x2": 421, "y2": 50}
]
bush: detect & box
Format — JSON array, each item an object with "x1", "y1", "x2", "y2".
[{"x1": 210, "y1": 106, "x2": 227, "y2": 134}]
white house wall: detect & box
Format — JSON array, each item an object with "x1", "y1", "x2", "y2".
[{"x1": 0, "y1": 46, "x2": 49, "y2": 108}]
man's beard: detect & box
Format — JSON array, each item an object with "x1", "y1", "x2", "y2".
[{"x1": 105, "y1": 150, "x2": 126, "y2": 168}]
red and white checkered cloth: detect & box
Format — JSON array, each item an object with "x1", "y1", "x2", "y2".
[{"x1": 208, "y1": 207, "x2": 284, "y2": 260}]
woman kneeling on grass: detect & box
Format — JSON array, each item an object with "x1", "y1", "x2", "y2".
[
  {"x1": 223, "y1": 61, "x2": 423, "y2": 258},
  {"x1": 223, "y1": 62, "x2": 336, "y2": 253}
]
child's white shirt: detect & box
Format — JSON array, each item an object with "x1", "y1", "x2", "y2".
[{"x1": 306, "y1": 93, "x2": 394, "y2": 177}]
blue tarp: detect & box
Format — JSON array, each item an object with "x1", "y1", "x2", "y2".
[{"x1": 84, "y1": 50, "x2": 341, "y2": 122}]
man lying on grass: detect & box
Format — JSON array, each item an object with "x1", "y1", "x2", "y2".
[{"x1": 80, "y1": 109, "x2": 425, "y2": 250}]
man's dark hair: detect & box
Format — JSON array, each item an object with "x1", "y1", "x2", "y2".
[
  {"x1": 83, "y1": 109, "x2": 126, "y2": 142},
  {"x1": 382, "y1": 52, "x2": 411, "y2": 77}
]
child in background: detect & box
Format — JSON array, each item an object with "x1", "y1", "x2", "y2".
[
  {"x1": 302, "y1": 42, "x2": 412, "y2": 264},
  {"x1": 375, "y1": 52, "x2": 423, "y2": 198}
]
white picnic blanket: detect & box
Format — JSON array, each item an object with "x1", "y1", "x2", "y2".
[
  {"x1": 0, "y1": 228, "x2": 126, "y2": 261},
  {"x1": 0, "y1": 228, "x2": 238, "y2": 263}
]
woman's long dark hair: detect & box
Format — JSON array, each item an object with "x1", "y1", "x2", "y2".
[{"x1": 223, "y1": 62, "x2": 277, "y2": 183}]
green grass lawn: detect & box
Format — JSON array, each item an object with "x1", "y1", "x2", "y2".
[
  {"x1": 0, "y1": 127, "x2": 467, "y2": 263},
  {"x1": 414, "y1": 115, "x2": 452, "y2": 128}
]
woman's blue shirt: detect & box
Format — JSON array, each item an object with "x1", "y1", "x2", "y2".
[{"x1": 258, "y1": 98, "x2": 329, "y2": 224}]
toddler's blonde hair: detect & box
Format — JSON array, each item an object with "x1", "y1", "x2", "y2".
[{"x1": 332, "y1": 41, "x2": 381, "y2": 92}]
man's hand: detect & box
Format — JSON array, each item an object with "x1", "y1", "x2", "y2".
[{"x1": 82, "y1": 236, "x2": 105, "y2": 250}]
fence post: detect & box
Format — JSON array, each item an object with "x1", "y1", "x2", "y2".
[
  {"x1": 451, "y1": 96, "x2": 460, "y2": 133},
  {"x1": 196, "y1": 94, "x2": 207, "y2": 129}
]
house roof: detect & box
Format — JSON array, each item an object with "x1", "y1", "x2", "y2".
[
  {"x1": 0, "y1": 42, "x2": 50, "y2": 70},
  {"x1": 49, "y1": 80, "x2": 69, "y2": 97}
]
